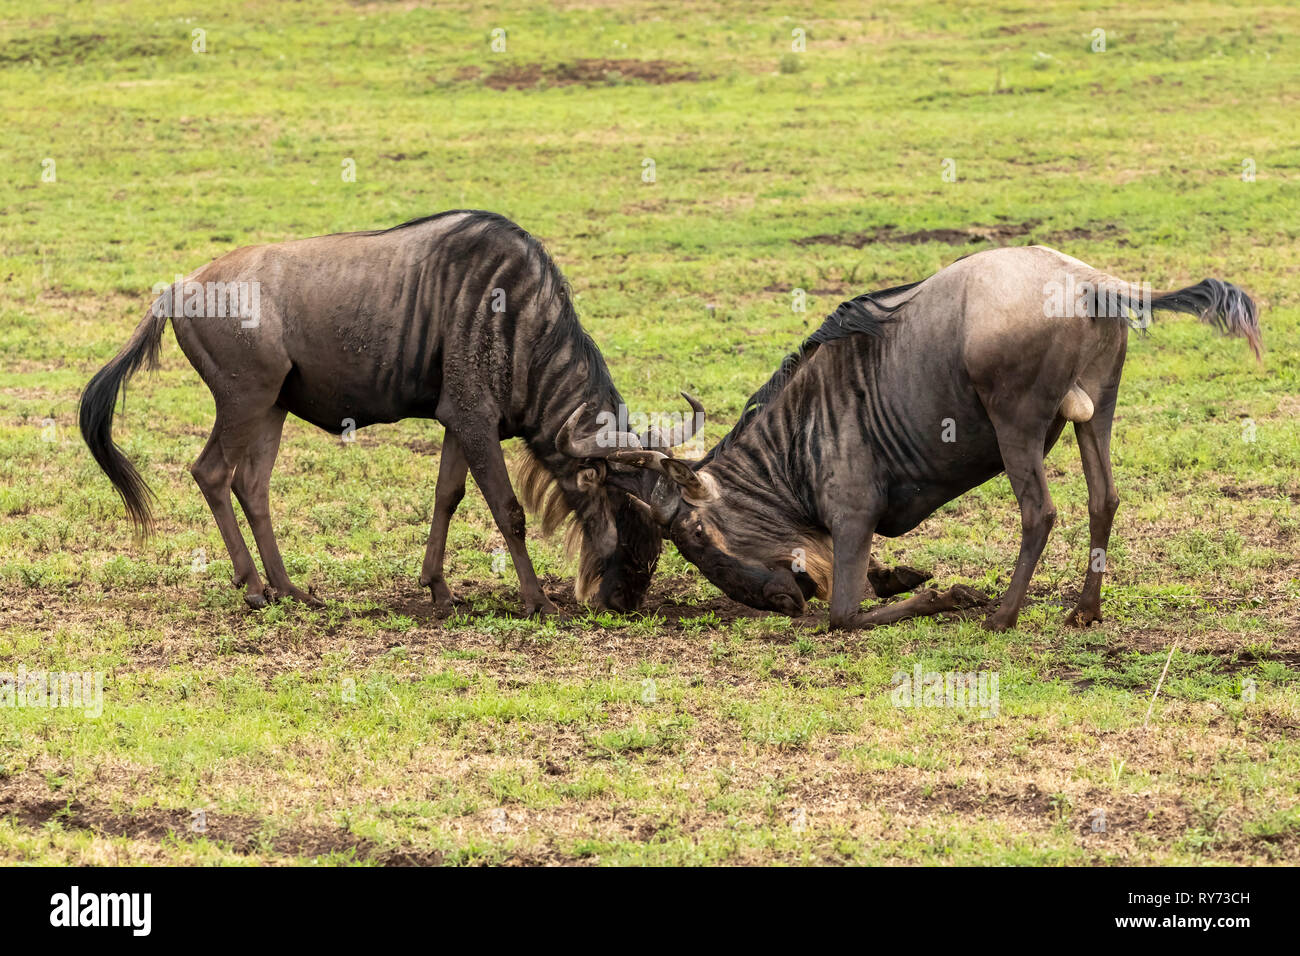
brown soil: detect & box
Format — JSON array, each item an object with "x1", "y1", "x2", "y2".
[
  {"x1": 458, "y1": 59, "x2": 703, "y2": 91},
  {"x1": 795, "y1": 221, "x2": 1040, "y2": 248},
  {"x1": 795, "y1": 221, "x2": 1136, "y2": 249}
]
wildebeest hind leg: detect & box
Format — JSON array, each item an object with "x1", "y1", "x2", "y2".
[
  {"x1": 456, "y1": 432, "x2": 557, "y2": 617},
  {"x1": 984, "y1": 415, "x2": 1057, "y2": 632},
  {"x1": 1065, "y1": 402, "x2": 1119, "y2": 627},
  {"x1": 419, "y1": 430, "x2": 469, "y2": 616},
  {"x1": 191, "y1": 414, "x2": 269, "y2": 609},
  {"x1": 230, "y1": 406, "x2": 322, "y2": 607}
]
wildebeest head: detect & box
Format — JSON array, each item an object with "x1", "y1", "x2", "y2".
[
  {"x1": 548, "y1": 395, "x2": 712, "y2": 613},
  {"x1": 516, "y1": 443, "x2": 662, "y2": 613},
  {"x1": 558, "y1": 398, "x2": 821, "y2": 617},
  {"x1": 571, "y1": 461, "x2": 663, "y2": 613}
]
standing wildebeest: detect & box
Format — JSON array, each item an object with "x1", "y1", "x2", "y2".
[
  {"x1": 559, "y1": 245, "x2": 1261, "y2": 631},
  {"x1": 80, "y1": 211, "x2": 692, "y2": 614}
]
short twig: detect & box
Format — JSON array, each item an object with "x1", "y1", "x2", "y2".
[{"x1": 1143, "y1": 639, "x2": 1179, "y2": 729}]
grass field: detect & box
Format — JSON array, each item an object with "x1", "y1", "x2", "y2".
[{"x1": 1, "y1": 0, "x2": 1298, "y2": 865}]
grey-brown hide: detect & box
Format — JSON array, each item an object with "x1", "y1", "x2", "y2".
[
  {"x1": 79, "y1": 211, "x2": 664, "y2": 614},
  {"x1": 606, "y1": 245, "x2": 1262, "y2": 632}
]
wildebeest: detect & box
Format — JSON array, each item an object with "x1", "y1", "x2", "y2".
[
  {"x1": 560, "y1": 245, "x2": 1261, "y2": 631},
  {"x1": 79, "y1": 210, "x2": 692, "y2": 613}
]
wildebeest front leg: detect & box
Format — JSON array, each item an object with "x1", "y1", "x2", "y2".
[
  {"x1": 853, "y1": 585, "x2": 987, "y2": 627},
  {"x1": 867, "y1": 557, "x2": 933, "y2": 598},
  {"x1": 830, "y1": 518, "x2": 979, "y2": 629},
  {"x1": 419, "y1": 431, "x2": 469, "y2": 616},
  {"x1": 1066, "y1": 411, "x2": 1119, "y2": 627},
  {"x1": 458, "y1": 433, "x2": 557, "y2": 617},
  {"x1": 829, "y1": 516, "x2": 877, "y2": 629},
  {"x1": 985, "y1": 420, "x2": 1057, "y2": 632}
]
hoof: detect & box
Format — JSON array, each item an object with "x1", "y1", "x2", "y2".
[
  {"x1": 948, "y1": 584, "x2": 989, "y2": 610},
  {"x1": 982, "y1": 613, "x2": 1014, "y2": 633},
  {"x1": 428, "y1": 583, "x2": 465, "y2": 618},
  {"x1": 432, "y1": 597, "x2": 466, "y2": 619},
  {"x1": 244, "y1": 589, "x2": 269, "y2": 610},
  {"x1": 524, "y1": 597, "x2": 558, "y2": 618},
  {"x1": 1065, "y1": 606, "x2": 1102, "y2": 628},
  {"x1": 868, "y1": 564, "x2": 934, "y2": 598},
  {"x1": 269, "y1": 586, "x2": 324, "y2": 608},
  {"x1": 425, "y1": 577, "x2": 458, "y2": 609}
]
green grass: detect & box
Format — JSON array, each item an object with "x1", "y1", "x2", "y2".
[{"x1": 0, "y1": 0, "x2": 1298, "y2": 865}]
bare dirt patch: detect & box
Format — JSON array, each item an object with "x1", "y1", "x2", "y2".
[
  {"x1": 795, "y1": 221, "x2": 1137, "y2": 250},
  {"x1": 1040, "y1": 223, "x2": 1134, "y2": 247},
  {"x1": 458, "y1": 59, "x2": 704, "y2": 91},
  {"x1": 405, "y1": 438, "x2": 442, "y2": 455},
  {"x1": 0, "y1": 33, "x2": 169, "y2": 66},
  {"x1": 995, "y1": 22, "x2": 1051, "y2": 36},
  {"x1": 795, "y1": 222, "x2": 1040, "y2": 248},
  {"x1": 347, "y1": 574, "x2": 775, "y2": 631},
  {"x1": 1218, "y1": 483, "x2": 1300, "y2": 504}
]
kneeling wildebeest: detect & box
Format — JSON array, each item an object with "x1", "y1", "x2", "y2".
[
  {"x1": 560, "y1": 245, "x2": 1261, "y2": 631},
  {"x1": 80, "y1": 210, "x2": 692, "y2": 614}
]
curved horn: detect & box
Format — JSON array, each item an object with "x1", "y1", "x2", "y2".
[
  {"x1": 649, "y1": 474, "x2": 681, "y2": 526},
  {"x1": 557, "y1": 404, "x2": 644, "y2": 460},
  {"x1": 636, "y1": 461, "x2": 717, "y2": 528},
  {"x1": 645, "y1": 392, "x2": 707, "y2": 450},
  {"x1": 607, "y1": 448, "x2": 671, "y2": 471}
]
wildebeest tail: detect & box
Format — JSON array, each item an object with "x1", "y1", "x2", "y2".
[
  {"x1": 78, "y1": 305, "x2": 169, "y2": 535},
  {"x1": 1149, "y1": 279, "x2": 1262, "y2": 359}
]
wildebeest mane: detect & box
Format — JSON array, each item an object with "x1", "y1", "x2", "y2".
[
  {"x1": 384, "y1": 212, "x2": 638, "y2": 601},
  {"x1": 384, "y1": 210, "x2": 617, "y2": 404},
  {"x1": 702, "y1": 279, "x2": 925, "y2": 463}
]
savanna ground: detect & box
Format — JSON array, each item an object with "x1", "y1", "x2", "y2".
[{"x1": 1, "y1": 0, "x2": 1298, "y2": 866}]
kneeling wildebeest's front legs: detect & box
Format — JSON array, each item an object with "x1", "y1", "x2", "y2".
[
  {"x1": 829, "y1": 512, "x2": 979, "y2": 631},
  {"x1": 867, "y1": 556, "x2": 932, "y2": 598}
]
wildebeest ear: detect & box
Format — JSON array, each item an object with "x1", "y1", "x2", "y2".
[
  {"x1": 661, "y1": 459, "x2": 691, "y2": 482},
  {"x1": 576, "y1": 464, "x2": 604, "y2": 493}
]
